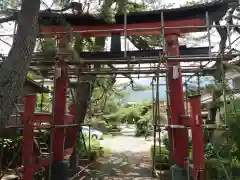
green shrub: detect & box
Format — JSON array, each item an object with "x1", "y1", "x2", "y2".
[
  {"x1": 205, "y1": 158, "x2": 230, "y2": 180},
  {"x1": 232, "y1": 158, "x2": 240, "y2": 179},
  {"x1": 77, "y1": 133, "x2": 101, "y2": 159},
  {"x1": 135, "y1": 127, "x2": 146, "y2": 136},
  {"x1": 232, "y1": 158, "x2": 240, "y2": 168},
  {"x1": 150, "y1": 145, "x2": 169, "y2": 163},
  {"x1": 189, "y1": 148, "x2": 192, "y2": 159},
  {"x1": 162, "y1": 136, "x2": 169, "y2": 150},
  {"x1": 0, "y1": 136, "x2": 22, "y2": 168},
  {"x1": 205, "y1": 157, "x2": 240, "y2": 180},
  {"x1": 135, "y1": 120, "x2": 148, "y2": 137}
]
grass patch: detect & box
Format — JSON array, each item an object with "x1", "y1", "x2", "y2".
[
  {"x1": 150, "y1": 145, "x2": 169, "y2": 170},
  {"x1": 77, "y1": 133, "x2": 113, "y2": 161},
  {"x1": 150, "y1": 145, "x2": 169, "y2": 163},
  {"x1": 102, "y1": 147, "x2": 112, "y2": 157}
]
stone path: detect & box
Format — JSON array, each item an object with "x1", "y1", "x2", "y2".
[
  {"x1": 86, "y1": 152, "x2": 156, "y2": 180},
  {"x1": 84, "y1": 136, "x2": 157, "y2": 179}
]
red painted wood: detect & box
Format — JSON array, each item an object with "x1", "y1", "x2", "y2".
[
  {"x1": 64, "y1": 114, "x2": 74, "y2": 124},
  {"x1": 22, "y1": 95, "x2": 37, "y2": 180},
  {"x1": 40, "y1": 19, "x2": 205, "y2": 37},
  {"x1": 20, "y1": 112, "x2": 51, "y2": 122},
  {"x1": 180, "y1": 115, "x2": 191, "y2": 126},
  {"x1": 33, "y1": 158, "x2": 51, "y2": 172},
  {"x1": 20, "y1": 113, "x2": 73, "y2": 123},
  {"x1": 21, "y1": 68, "x2": 77, "y2": 179},
  {"x1": 166, "y1": 34, "x2": 189, "y2": 167},
  {"x1": 32, "y1": 149, "x2": 73, "y2": 172},
  {"x1": 189, "y1": 95, "x2": 205, "y2": 180},
  {"x1": 52, "y1": 66, "x2": 68, "y2": 161}
]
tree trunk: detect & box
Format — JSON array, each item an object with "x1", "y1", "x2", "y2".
[
  {"x1": 75, "y1": 75, "x2": 97, "y2": 124},
  {"x1": 69, "y1": 73, "x2": 98, "y2": 170},
  {"x1": 69, "y1": 38, "x2": 104, "y2": 169},
  {"x1": 0, "y1": 0, "x2": 40, "y2": 136},
  {"x1": 207, "y1": 59, "x2": 224, "y2": 141}
]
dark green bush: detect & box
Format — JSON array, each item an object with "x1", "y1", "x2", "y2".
[
  {"x1": 205, "y1": 158, "x2": 230, "y2": 180},
  {"x1": 150, "y1": 145, "x2": 169, "y2": 163},
  {"x1": 77, "y1": 133, "x2": 102, "y2": 160},
  {"x1": 135, "y1": 120, "x2": 148, "y2": 137},
  {"x1": 0, "y1": 136, "x2": 22, "y2": 168},
  {"x1": 162, "y1": 136, "x2": 169, "y2": 150}
]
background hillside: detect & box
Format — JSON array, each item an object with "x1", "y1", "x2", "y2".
[{"x1": 124, "y1": 88, "x2": 166, "y2": 102}]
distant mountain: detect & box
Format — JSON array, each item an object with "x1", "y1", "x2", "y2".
[
  {"x1": 123, "y1": 86, "x2": 166, "y2": 103},
  {"x1": 120, "y1": 76, "x2": 213, "y2": 103}
]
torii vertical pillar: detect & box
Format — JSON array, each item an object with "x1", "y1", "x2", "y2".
[
  {"x1": 165, "y1": 34, "x2": 189, "y2": 167},
  {"x1": 52, "y1": 66, "x2": 68, "y2": 161},
  {"x1": 52, "y1": 38, "x2": 68, "y2": 161},
  {"x1": 189, "y1": 95, "x2": 205, "y2": 180},
  {"x1": 22, "y1": 95, "x2": 36, "y2": 180}
]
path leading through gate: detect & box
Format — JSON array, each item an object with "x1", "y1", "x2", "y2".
[{"x1": 84, "y1": 133, "x2": 168, "y2": 179}]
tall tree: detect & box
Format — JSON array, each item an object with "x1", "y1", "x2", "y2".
[
  {"x1": 184, "y1": 0, "x2": 240, "y2": 125},
  {"x1": 0, "y1": 0, "x2": 41, "y2": 136}
]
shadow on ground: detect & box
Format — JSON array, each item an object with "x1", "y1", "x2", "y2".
[{"x1": 84, "y1": 151, "x2": 156, "y2": 180}]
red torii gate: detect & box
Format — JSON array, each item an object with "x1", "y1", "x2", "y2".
[
  {"x1": 20, "y1": 2, "x2": 229, "y2": 179},
  {"x1": 165, "y1": 34, "x2": 204, "y2": 180},
  {"x1": 21, "y1": 65, "x2": 76, "y2": 180}
]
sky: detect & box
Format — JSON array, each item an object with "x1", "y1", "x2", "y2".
[{"x1": 0, "y1": 0, "x2": 239, "y2": 91}]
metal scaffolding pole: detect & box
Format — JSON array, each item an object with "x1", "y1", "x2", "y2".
[
  {"x1": 151, "y1": 77, "x2": 156, "y2": 176},
  {"x1": 152, "y1": 12, "x2": 166, "y2": 178},
  {"x1": 28, "y1": 53, "x2": 239, "y2": 65},
  {"x1": 124, "y1": 6, "x2": 127, "y2": 58},
  {"x1": 206, "y1": 11, "x2": 212, "y2": 57},
  {"x1": 48, "y1": 65, "x2": 57, "y2": 180}
]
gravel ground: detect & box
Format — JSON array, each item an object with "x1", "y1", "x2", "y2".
[
  {"x1": 100, "y1": 136, "x2": 153, "y2": 153},
  {"x1": 85, "y1": 136, "x2": 157, "y2": 179}
]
